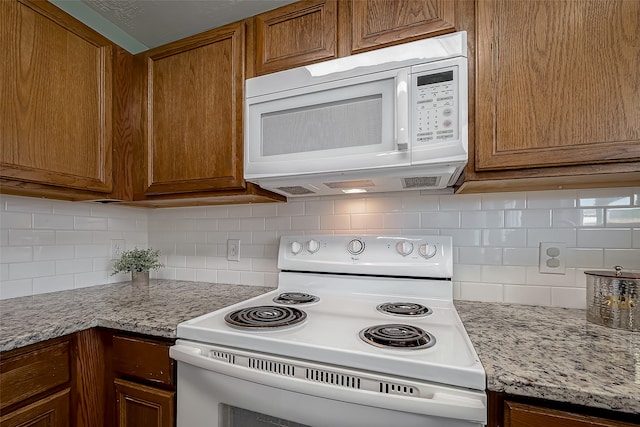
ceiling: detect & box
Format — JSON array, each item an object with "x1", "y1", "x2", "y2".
[{"x1": 50, "y1": 0, "x2": 298, "y2": 54}]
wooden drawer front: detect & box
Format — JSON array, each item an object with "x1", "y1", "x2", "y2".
[
  {"x1": 504, "y1": 401, "x2": 638, "y2": 427},
  {"x1": 0, "y1": 341, "x2": 70, "y2": 411},
  {"x1": 0, "y1": 388, "x2": 70, "y2": 427},
  {"x1": 113, "y1": 336, "x2": 174, "y2": 386}
]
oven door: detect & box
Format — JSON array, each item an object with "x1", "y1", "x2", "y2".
[
  {"x1": 171, "y1": 342, "x2": 486, "y2": 427},
  {"x1": 244, "y1": 68, "x2": 410, "y2": 180}
]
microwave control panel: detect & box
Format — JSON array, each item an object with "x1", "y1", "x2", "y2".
[{"x1": 413, "y1": 67, "x2": 459, "y2": 145}]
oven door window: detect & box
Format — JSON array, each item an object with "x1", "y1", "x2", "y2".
[{"x1": 219, "y1": 404, "x2": 310, "y2": 427}]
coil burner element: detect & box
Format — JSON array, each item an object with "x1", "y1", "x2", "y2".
[
  {"x1": 377, "y1": 302, "x2": 432, "y2": 317},
  {"x1": 225, "y1": 306, "x2": 307, "y2": 329},
  {"x1": 273, "y1": 292, "x2": 320, "y2": 305},
  {"x1": 359, "y1": 324, "x2": 436, "y2": 349}
]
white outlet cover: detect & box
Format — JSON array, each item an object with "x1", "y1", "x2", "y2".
[{"x1": 539, "y1": 242, "x2": 566, "y2": 274}]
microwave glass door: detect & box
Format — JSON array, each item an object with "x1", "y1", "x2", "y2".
[{"x1": 245, "y1": 70, "x2": 410, "y2": 178}]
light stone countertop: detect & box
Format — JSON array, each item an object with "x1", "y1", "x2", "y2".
[
  {"x1": 1, "y1": 281, "x2": 638, "y2": 415},
  {"x1": 0, "y1": 280, "x2": 272, "y2": 352},
  {"x1": 455, "y1": 300, "x2": 640, "y2": 415}
]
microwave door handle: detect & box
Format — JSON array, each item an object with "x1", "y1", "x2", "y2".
[{"x1": 396, "y1": 70, "x2": 409, "y2": 151}]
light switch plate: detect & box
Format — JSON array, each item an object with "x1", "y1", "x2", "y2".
[
  {"x1": 111, "y1": 239, "x2": 125, "y2": 259},
  {"x1": 227, "y1": 239, "x2": 240, "y2": 262}
]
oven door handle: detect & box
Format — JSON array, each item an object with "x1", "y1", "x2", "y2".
[{"x1": 171, "y1": 344, "x2": 486, "y2": 424}]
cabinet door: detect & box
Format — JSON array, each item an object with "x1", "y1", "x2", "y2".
[
  {"x1": 475, "y1": 0, "x2": 640, "y2": 172},
  {"x1": 0, "y1": 0, "x2": 113, "y2": 193},
  {"x1": 140, "y1": 21, "x2": 245, "y2": 196},
  {"x1": 344, "y1": 0, "x2": 456, "y2": 54},
  {"x1": 254, "y1": 0, "x2": 337, "y2": 75},
  {"x1": 504, "y1": 401, "x2": 638, "y2": 427},
  {"x1": 0, "y1": 389, "x2": 70, "y2": 427},
  {"x1": 115, "y1": 378, "x2": 175, "y2": 427}
]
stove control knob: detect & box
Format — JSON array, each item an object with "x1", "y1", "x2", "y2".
[
  {"x1": 419, "y1": 243, "x2": 438, "y2": 259},
  {"x1": 347, "y1": 238, "x2": 365, "y2": 255},
  {"x1": 395, "y1": 241, "x2": 414, "y2": 256},
  {"x1": 290, "y1": 241, "x2": 303, "y2": 255},
  {"x1": 306, "y1": 239, "x2": 320, "y2": 253}
]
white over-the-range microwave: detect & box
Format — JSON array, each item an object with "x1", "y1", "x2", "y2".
[{"x1": 244, "y1": 31, "x2": 468, "y2": 198}]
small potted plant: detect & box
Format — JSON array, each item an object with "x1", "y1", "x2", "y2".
[{"x1": 112, "y1": 247, "x2": 164, "y2": 286}]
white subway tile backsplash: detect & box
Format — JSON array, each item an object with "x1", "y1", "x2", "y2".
[
  {"x1": 10, "y1": 261, "x2": 55, "y2": 279},
  {"x1": 0, "y1": 212, "x2": 32, "y2": 229},
  {"x1": 458, "y1": 247, "x2": 502, "y2": 265},
  {"x1": 482, "y1": 229, "x2": 527, "y2": 247},
  {"x1": 578, "y1": 188, "x2": 633, "y2": 207},
  {"x1": 577, "y1": 228, "x2": 632, "y2": 248},
  {"x1": 384, "y1": 212, "x2": 420, "y2": 229},
  {"x1": 565, "y1": 248, "x2": 604, "y2": 268},
  {"x1": 421, "y1": 212, "x2": 460, "y2": 228},
  {"x1": 526, "y1": 228, "x2": 576, "y2": 247},
  {"x1": 55, "y1": 230, "x2": 93, "y2": 245},
  {"x1": 33, "y1": 274, "x2": 75, "y2": 294},
  {"x1": 502, "y1": 248, "x2": 538, "y2": 266},
  {"x1": 9, "y1": 230, "x2": 55, "y2": 246},
  {"x1": 462, "y1": 211, "x2": 504, "y2": 228},
  {"x1": 459, "y1": 282, "x2": 503, "y2": 302},
  {"x1": 551, "y1": 287, "x2": 586, "y2": 309},
  {"x1": 292, "y1": 216, "x2": 321, "y2": 230},
  {"x1": 74, "y1": 216, "x2": 108, "y2": 230},
  {"x1": 0, "y1": 279, "x2": 33, "y2": 299},
  {"x1": 2, "y1": 187, "x2": 638, "y2": 307},
  {"x1": 504, "y1": 285, "x2": 551, "y2": 306},
  {"x1": 1, "y1": 246, "x2": 33, "y2": 263},
  {"x1": 56, "y1": 259, "x2": 94, "y2": 275},
  {"x1": 481, "y1": 193, "x2": 526, "y2": 210},
  {"x1": 481, "y1": 265, "x2": 526, "y2": 284},
  {"x1": 439, "y1": 194, "x2": 481, "y2": 211},
  {"x1": 603, "y1": 249, "x2": 640, "y2": 270},
  {"x1": 320, "y1": 215, "x2": 350, "y2": 230},
  {"x1": 335, "y1": 198, "x2": 366, "y2": 214}
]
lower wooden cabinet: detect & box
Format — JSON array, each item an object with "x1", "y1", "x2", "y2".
[
  {"x1": 488, "y1": 392, "x2": 639, "y2": 427},
  {"x1": 109, "y1": 333, "x2": 176, "y2": 427},
  {"x1": 115, "y1": 379, "x2": 175, "y2": 427},
  {"x1": 0, "y1": 388, "x2": 70, "y2": 427},
  {"x1": 504, "y1": 401, "x2": 638, "y2": 427},
  {"x1": 0, "y1": 337, "x2": 71, "y2": 427}
]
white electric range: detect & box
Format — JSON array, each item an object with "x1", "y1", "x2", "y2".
[{"x1": 170, "y1": 235, "x2": 487, "y2": 427}]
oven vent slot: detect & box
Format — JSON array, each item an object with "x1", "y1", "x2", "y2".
[
  {"x1": 210, "y1": 350, "x2": 236, "y2": 364},
  {"x1": 379, "y1": 381, "x2": 417, "y2": 396},
  {"x1": 248, "y1": 357, "x2": 295, "y2": 377},
  {"x1": 305, "y1": 368, "x2": 361, "y2": 389}
]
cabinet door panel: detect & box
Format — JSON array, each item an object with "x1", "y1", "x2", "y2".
[
  {"x1": 0, "y1": 388, "x2": 70, "y2": 427},
  {"x1": 115, "y1": 378, "x2": 175, "y2": 427},
  {"x1": 0, "y1": 0, "x2": 112, "y2": 192},
  {"x1": 255, "y1": 0, "x2": 337, "y2": 75},
  {"x1": 349, "y1": 0, "x2": 456, "y2": 53},
  {"x1": 143, "y1": 22, "x2": 245, "y2": 195},
  {"x1": 476, "y1": 0, "x2": 640, "y2": 171}
]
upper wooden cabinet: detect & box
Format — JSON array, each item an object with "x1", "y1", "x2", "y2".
[
  {"x1": 253, "y1": 0, "x2": 338, "y2": 76},
  {"x1": 340, "y1": 0, "x2": 458, "y2": 55},
  {"x1": 133, "y1": 21, "x2": 284, "y2": 206},
  {"x1": 462, "y1": 0, "x2": 640, "y2": 192},
  {"x1": 0, "y1": 0, "x2": 113, "y2": 194},
  {"x1": 138, "y1": 21, "x2": 245, "y2": 196}
]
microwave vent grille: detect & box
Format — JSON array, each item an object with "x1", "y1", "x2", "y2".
[
  {"x1": 277, "y1": 186, "x2": 315, "y2": 195},
  {"x1": 402, "y1": 176, "x2": 439, "y2": 189},
  {"x1": 323, "y1": 180, "x2": 375, "y2": 189}
]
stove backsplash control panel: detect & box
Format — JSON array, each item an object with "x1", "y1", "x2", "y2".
[{"x1": 278, "y1": 235, "x2": 453, "y2": 278}]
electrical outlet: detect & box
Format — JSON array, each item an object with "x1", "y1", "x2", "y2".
[
  {"x1": 227, "y1": 239, "x2": 240, "y2": 261},
  {"x1": 539, "y1": 242, "x2": 566, "y2": 274},
  {"x1": 111, "y1": 239, "x2": 125, "y2": 259}
]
